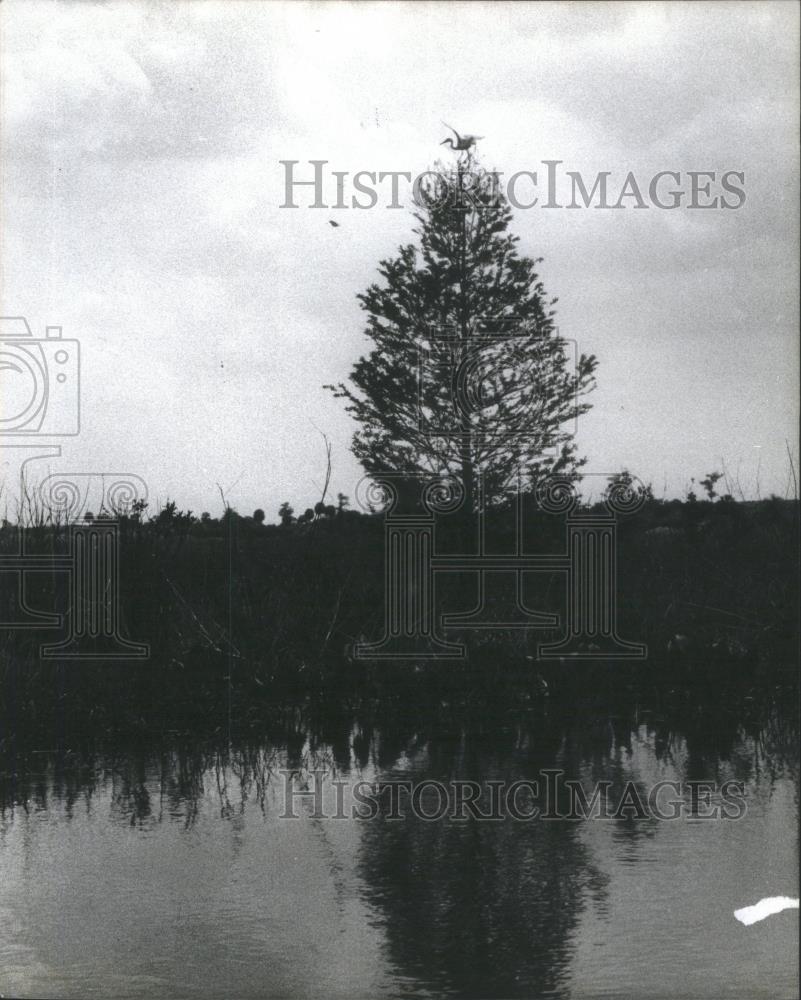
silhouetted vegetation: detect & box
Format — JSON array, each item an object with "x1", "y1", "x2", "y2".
[
  {"x1": 0, "y1": 490, "x2": 797, "y2": 750},
  {"x1": 326, "y1": 155, "x2": 598, "y2": 515}
]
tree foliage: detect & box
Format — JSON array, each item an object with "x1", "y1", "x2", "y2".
[{"x1": 328, "y1": 155, "x2": 597, "y2": 509}]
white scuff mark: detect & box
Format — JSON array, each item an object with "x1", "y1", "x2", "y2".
[{"x1": 734, "y1": 897, "x2": 799, "y2": 926}]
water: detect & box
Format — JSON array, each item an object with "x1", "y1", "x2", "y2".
[{"x1": 1, "y1": 699, "x2": 798, "y2": 999}]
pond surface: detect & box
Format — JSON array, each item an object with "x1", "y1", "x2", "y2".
[{"x1": 1, "y1": 699, "x2": 798, "y2": 999}]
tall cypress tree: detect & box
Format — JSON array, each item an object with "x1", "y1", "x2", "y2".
[{"x1": 327, "y1": 154, "x2": 597, "y2": 511}]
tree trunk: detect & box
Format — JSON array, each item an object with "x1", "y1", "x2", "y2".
[{"x1": 457, "y1": 157, "x2": 476, "y2": 550}]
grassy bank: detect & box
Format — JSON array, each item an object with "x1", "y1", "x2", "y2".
[{"x1": 0, "y1": 495, "x2": 797, "y2": 739}]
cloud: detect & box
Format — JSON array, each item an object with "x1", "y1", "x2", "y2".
[{"x1": 0, "y1": 1, "x2": 797, "y2": 513}]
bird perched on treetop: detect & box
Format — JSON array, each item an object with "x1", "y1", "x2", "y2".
[{"x1": 440, "y1": 122, "x2": 483, "y2": 151}]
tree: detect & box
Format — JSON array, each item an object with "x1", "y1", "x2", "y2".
[
  {"x1": 607, "y1": 469, "x2": 653, "y2": 503},
  {"x1": 278, "y1": 501, "x2": 294, "y2": 527},
  {"x1": 327, "y1": 153, "x2": 597, "y2": 512},
  {"x1": 253, "y1": 508, "x2": 266, "y2": 524},
  {"x1": 700, "y1": 471, "x2": 723, "y2": 501},
  {"x1": 297, "y1": 507, "x2": 315, "y2": 526}
]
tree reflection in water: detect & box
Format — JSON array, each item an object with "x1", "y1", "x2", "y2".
[{"x1": 0, "y1": 678, "x2": 797, "y2": 998}]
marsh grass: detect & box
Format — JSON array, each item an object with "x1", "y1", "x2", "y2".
[{"x1": 0, "y1": 496, "x2": 797, "y2": 746}]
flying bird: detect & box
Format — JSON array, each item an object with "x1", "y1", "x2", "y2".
[
  {"x1": 440, "y1": 121, "x2": 483, "y2": 151},
  {"x1": 328, "y1": 220, "x2": 340, "y2": 227}
]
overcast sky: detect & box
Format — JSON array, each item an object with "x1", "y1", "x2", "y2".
[{"x1": 1, "y1": 0, "x2": 798, "y2": 518}]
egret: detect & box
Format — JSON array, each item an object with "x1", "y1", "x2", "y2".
[{"x1": 440, "y1": 121, "x2": 483, "y2": 151}]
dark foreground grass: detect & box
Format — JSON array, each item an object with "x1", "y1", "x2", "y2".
[
  {"x1": 1, "y1": 651, "x2": 798, "y2": 820},
  {"x1": 0, "y1": 496, "x2": 797, "y2": 746}
]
